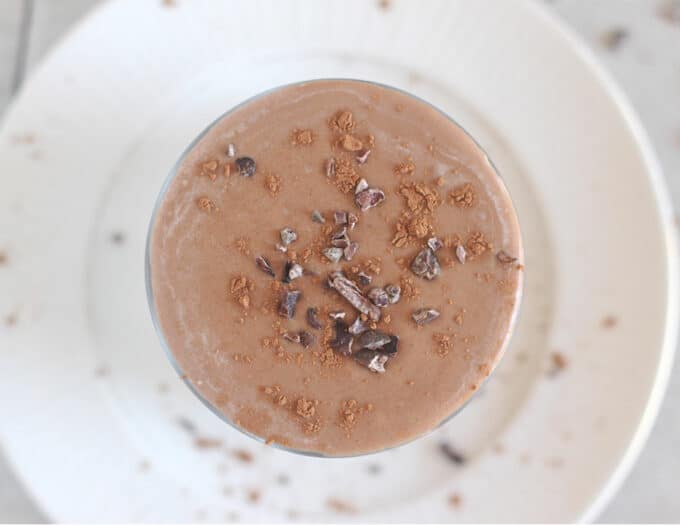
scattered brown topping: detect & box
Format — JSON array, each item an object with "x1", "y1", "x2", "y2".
[
  {"x1": 232, "y1": 353, "x2": 254, "y2": 364},
  {"x1": 439, "y1": 442, "x2": 466, "y2": 465},
  {"x1": 427, "y1": 237, "x2": 443, "y2": 251},
  {"x1": 355, "y1": 187, "x2": 386, "y2": 211},
  {"x1": 329, "y1": 319, "x2": 353, "y2": 356},
  {"x1": 496, "y1": 250, "x2": 517, "y2": 264},
  {"x1": 282, "y1": 261, "x2": 304, "y2": 283},
  {"x1": 194, "y1": 437, "x2": 223, "y2": 449},
  {"x1": 340, "y1": 134, "x2": 363, "y2": 151},
  {"x1": 399, "y1": 275, "x2": 421, "y2": 301},
  {"x1": 455, "y1": 244, "x2": 467, "y2": 264},
  {"x1": 368, "y1": 287, "x2": 389, "y2": 308},
  {"x1": 247, "y1": 489, "x2": 261, "y2": 503},
  {"x1": 601, "y1": 315, "x2": 618, "y2": 329},
  {"x1": 384, "y1": 283, "x2": 401, "y2": 304},
  {"x1": 280, "y1": 227, "x2": 298, "y2": 246},
  {"x1": 465, "y1": 232, "x2": 491, "y2": 259},
  {"x1": 355, "y1": 177, "x2": 368, "y2": 194},
  {"x1": 338, "y1": 399, "x2": 372, "y2": 435},
  {"x1": 232, "y1": 449, "x2": 254, "y2": 463},
  {"x1": 0, "y1": 252, "x2": 7, "y2": 265},
  {"x1": 327, "y1": 498, "x2": 357, "y2": 514},
  {"x1": 328, "y1": 157, "x2": 360, "y2": 193},
  {"x1": 453, "y1": 309, "x2": 465, "y2": 326},
  {"x1": 377, "y1": 0, "x2": 391, "y2": 10},
  {"x1": 198, "y1": 159, "x2": 219, "y2": 180},
  {"x1": 291, "y1": 128, "x2": 314, "y2": 146},
  {"x1": 412, "y1": 308, "x2": 440, "y2": 325},
  {"x1": 295, "y1": 398, "x2": 316, "y2": 419},
  {"x1": 658, "y1": 1, "x2": 680, "y2": 25},
  {"x1": 330, "y1": 110, "x2": 355, "y2": 132},
  {"x1": 230, "y1": 275, "x2": 254, "y2": 310},
  {"x1": 548, "y1": 352, "x2": 568, "y2": 377},
  {"x1": 265, "y1": 173, "x2": 282, "y2": 196},
  {"x1": 196, "y1": 197, "x2": 216, "y2": 212},
  {"x1": 255, "y1": 255, "x2": 275, "y2": 277},
  {"x1": 278, "y1": 289, "x2": 302, "y2": 319},
  {"x1": 311, "y1": 210, "x2": 325, "y2": 223},
  {"x1": 110, "y1": 232, "x2": 125, "y2": 244},
  {"x1": 448, "y1": 492, "x2": 463, "y2": 509},
  {"x1": 328, "y1": 271, "x2": 381, "y2": 320},
  {"x1": 323, "y1": 247, "x2": 343, "y2": 263},
  {"x1": 394, "y1": 157, "x2": 415, "y2": 176},
  {"x1": 235, "y1": 237, "x2": 250, "y2": 256},
  {"x1": 448, "y1": 183, "x2": 475, "y2": 208},
  {"x1": 392, "y1": 182, "x2": 441, "y2": 246},
  {"x1": 433, "y1": 333, "x2": 452, "y2": 357},
  {"x1": 299, "y1": 331, "x2": 316, "y2": 348}
]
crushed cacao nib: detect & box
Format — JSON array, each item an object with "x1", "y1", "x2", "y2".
[
  {"x1": 411, "y1": 247, "x2": 441, "y2": 280},
  {"x1": 278, "y1": 289, "x2": 302, "y2": 319},
  {"x1": 355, "y1": 330, "x2": 392, "y2": 351},
  {"x1": 334, "y1": 211, "x2": 348, "y2": 225},
  {"x1": 343, "y1": 242, "x2": 359, "y2": 261},
  {"x1": 299, "y1": 331, "x2": 316, "y2": 349},
  {"x1": 255, "y1": 255, "x2": 275, "y2": 277},
  {"x1": 412, "y1": 308, "x2": 440, "y2": 325},
  {"x1": 356, "y1": 271, "x2": 372, "y2": 286},
  {"x1": 353, "y1": 349, "x2": 389, "y2": 373},
  {"x1": 356, "y1": 149, "x2": 371, "y2": 165},
  {"x1": 323, "y1": 247, "x2": 343, "y2": 263},
  {"x1": 330, "y1": 319, "x2": 353, "y2": 356},
  {"x1": 355, "y1": 178, "x2": 369, "y2": 194},
  {"x1": 347, "y1": 213, "x2": 358, "y2": 230},
  {"x1": 235, "y1": 156, "x2": 256, "y2": 177},
  {"x1": 355, "y1": 187, "x2": 386, "y2": 211},
  {"x1": 283, "y1": 331, "x2": 301, "y2": 344},
  {"x1": 330, "y1": 226, "x2": 350, "y2": 248},
  {"x1": 276, "y1": 243, "x2": 288, "y2": 253},
  {"x1": 439, "y1": 442, "x2": 466, "y2": 465},
  {"x1": 306, "y1": 307, "x2": 323, "y2": 329},
  {"x1": 280, "y1": 227, "x2": 298, "y2": 246},
  {"x1": 427, "y1": 237, "x2": 443, "y2": 252},
  {"x1": 349, "y1": 316, "x2": 368, "y2": 335},
  {"x1": 381, "y1": 335, "x2": 399, "y2": 355},
  {"x1": 328, "y1": 271, "x2": 381, "y2": 321},
  {"x1": 496, "y1": 250, "x2": 518, "y2": 264},
  {"x1": 325, "y1": 158, "x2": 336, "y2": 178},
  {"x1": 384, "y1": 284, "x2": 401, "y2": 304},
  {"x1": 455, "y1": 244, "x2": 467, "y2": 264},
  {"x1": 282, "y1": 262, "x2": 304, "y2": 283},
  {"x1": 227, "y1": 143, "x2": 236, "y2": 157},
  {"x1": 311, "y1": 210, "x2": 326, "y2": 224},
  {"x1": 329, "y1": 311, "x2": 347, "y2": 320},
  {"x1": 368, "y1": 287, "x2": 389, "y2": 308}
]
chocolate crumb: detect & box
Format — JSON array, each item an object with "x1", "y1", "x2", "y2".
[
  {"x1": 306, "y1": 307, "x2": 323, "y2": 329},
  {"x1": 227, "y1": 143, "x2": 236, "y2": 157},
  {"x1": 355, "y1": 178, "x2": 369, "y2": 194},
  {"x1": 311, "y1": 210, "x2": 326, "y2": 223},
  {"x1": 448, "y1": 183, "x2": 475, "y2": 208},
  {"x1": 385, "y1": 284, "x2": 401, "y2": 304},
  {"x1": 283, "y1": 262, "x2": 304, "y2": 283},
  {"x1": 353, "y1": 349, "x2": 389, "y2": 373},
  {"x1": 327, "y1": 498, "x2": 357, "y2": 514},
  {"x1": 349, "y1": 316, "x2": 368, "y2": 335},
  {"x1": 278, "y1": 290, "x2": 302, "y2": 319},
  {"x1": 496, "y1": 250, "x2": 518, "y2": 264},
  {"x1": 548, "y1": 352, "x2": 568, "y2": 377},
  {"x1": 255, "y1": 256, "x2": 276, "y2": 277},
  {"x1": 323, "y1": 247, "x2": 343, "y2": 263},
  {"x1": 235, "y1": 157, "x2": 256, "y2": 177},
  {"x1": 356, "y1": 149, "x2": 371, "y2": 164},
  {"x1": 265, "y1": 173, "x2": 282, "y2": 196},
  {"x1": 439, "y1": 442, "x2": 466, "y2": 465},
  {"x1": 411, "y1": 247, "x2": 441, "y2": 279},
  {"x1": 291, "y1": 128, "x2": 314, "y2": 146},
  {"x1": 330, "y1": 110, "x2": 355, "y2": 132},
  {"x1": 412, "y1": 308, "x2": 440, "y2": 325},
  {"x1": 394, "y1": 158, "x2": 415, "y2": 176},
  {"x1": 197, "y1": 197, "x2": 216, "y2": 212},
  {"x1": 659, "y1": 1, "x2": 680, "y2": 25},
  {"x1": 232, "y1": 449, "x2": 254, "y2": 463},
  {"x1": 465, "y1": 232, "x2": 490, "y2": 258},
  {"x1": 194, "y1": 437, "x2": 223, "y2": 449},
  {"x1": 330, "y1": 319, "x2": 353, "y2": 356},
  {"x1": 280, "y1": 227, "x2": 298, "y2": 246},
  {"x1": 427, "y1": 237, "x2": 443, "y2": 251},
  {"x1": 340, "y1": 134, "x2": 363, "y2": 151},
  {"x1": 246, "y1": 489, "x2": 261, "y2": 503},
  {"x1": 328, "y1": 271, "x2": 381, "y2": 320},
  {"x1": 601, "y1": 27, "x2": 629, "y2": 50},
  {"x1": 355, "y1": 187, "x2": 386, "y2": 211},
  {"x1": 110, "y1": 231, "x2": 125, "y2": 244},
  {"x1": 368, "y1": 287, "x2": 389, "y2": 308},
  {"x1": 601, "y1": 315, "x2": 618, "y2": 329},
  {"x1": 455, "y1": 244, "x2": 467, "y2": 264},
  {"x1": 448, "y1": 492, "x2": 463, "y2": 509}
]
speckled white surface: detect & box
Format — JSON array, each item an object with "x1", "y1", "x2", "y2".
[{"x1": 0, "y1": 0, "x2": 678, "y2": 522}]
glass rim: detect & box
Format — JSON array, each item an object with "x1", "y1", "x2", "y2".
[{"x1": 144, "y1": 77, "x2": 524, "y2": 458}]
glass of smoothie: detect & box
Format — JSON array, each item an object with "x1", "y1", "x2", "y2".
[{"x1": 146, "y1": 79, "x2": 523, "y2": 457}]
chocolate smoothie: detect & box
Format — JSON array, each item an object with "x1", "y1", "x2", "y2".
[{"x1": 148, "y1": 80, "x2": 523, "y2": 456}]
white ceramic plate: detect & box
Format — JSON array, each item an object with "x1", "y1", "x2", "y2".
[{"x1": 0, "y1": 0, "x2": 677, "y2": 522}]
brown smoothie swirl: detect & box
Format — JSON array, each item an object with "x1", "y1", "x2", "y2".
[{"x1": 148, "y1": 79, "x2": 523, "y2": 456}]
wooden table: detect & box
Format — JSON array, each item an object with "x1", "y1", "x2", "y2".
[{"x1": 1, "y1": 1, "x2": 679, "y2": 522}]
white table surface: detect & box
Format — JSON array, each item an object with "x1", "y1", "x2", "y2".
[{"x1": 0, "y1": 0, "x2": 678, "y2": 522}]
